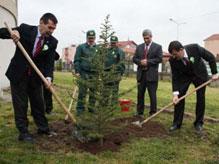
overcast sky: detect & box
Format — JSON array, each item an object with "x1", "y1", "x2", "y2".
[{"x1": 18, "y1": 0, "x2": 219, "y2": 53}]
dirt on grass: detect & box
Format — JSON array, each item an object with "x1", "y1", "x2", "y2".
[{"x1": 35, "y1": 116, "x2": 168, "y2": 154}]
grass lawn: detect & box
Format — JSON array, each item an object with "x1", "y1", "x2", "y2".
[{"x1": 0, "y1": 71, "x2": 218, "y2": 164}]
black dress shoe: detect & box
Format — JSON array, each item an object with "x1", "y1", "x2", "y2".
[
  {"x1": 45, "y1": 108, "x2": 52, "y2": 114},
  {"x1": 134, "y1": 113, "x2": 144, "y2": 119},
  {"x1": 194, "y1": 124, "x2": 203, "y2": 132},
  {"x1": 37, "y1": 129, "x2": 49, "y2": 135},
  {"x1": 149, "y1": 111, "x2": 157, "y2": 116},
  {"x1": 18, "y1": 133, "x2": 34, "y2": 143},
  {"x1": 169, "y1": 124, "x2": 181, "y2": 132},
  {"x1": 88, "y1": 108, "x2": 95, "y2": 114},
  {"x1": 37, "y1": 129, "x2": 57, "y2": 137}
]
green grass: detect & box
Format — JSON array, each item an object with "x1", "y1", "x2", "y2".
[{"x1": 0, "y1": 71, "x2": 218, "y2": 163}]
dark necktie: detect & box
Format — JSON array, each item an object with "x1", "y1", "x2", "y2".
[
  {"x1": 144, "y1": 45, "x2": 148, "y2": 59},
  {"x1": 182, "y1": 57, "x2": 189, "y2": 66},
  {"x1": 28, "y1": 36, "x2": 43, "y2": 76},
  {"x1": 33, "y1": 36, "x2": 44, "y2": 57}
]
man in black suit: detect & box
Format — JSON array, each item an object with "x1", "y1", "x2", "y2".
[
  {"x1": 168, "y1": 41, "x2": 218, "y2": 132},
  {"x1": 133, "y1": 29, "x2": 162, "y2": 116},
  {"x1": 0, "y1": 13, "x2": 58, "y2": 142},
  {"x1": 43, "y1": 51, "x2": 60, "y2": 114}
]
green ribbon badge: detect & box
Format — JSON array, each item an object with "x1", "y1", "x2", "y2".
[
  {"x1": 42, "y1": 44, "x2": 49, "y2": 51},
  {"x1": 189, "y1": 57, "x2": 195, "y2": 63}
]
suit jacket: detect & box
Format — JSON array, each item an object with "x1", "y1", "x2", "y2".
[
  {"x1": 169, "y1": 44, "x2": 217, "y2": 92},
  {"x1": 0, "y1": 23, "x2": 58, "y2": 84},
  {"x1": 133, "y1": 42, "x2": 162, "y2": 82}
]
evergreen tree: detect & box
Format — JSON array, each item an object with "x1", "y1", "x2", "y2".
[{"x1": 74, "y1": 15, "x2": 122, "y2": 145}]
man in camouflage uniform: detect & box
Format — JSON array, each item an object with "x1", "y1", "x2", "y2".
[
  {"x1": 74, "y1": 30, "x2": 98, "y2": 116},
  {"x1": 104, "y1": 36, "x2": 125, "y2": 105}
]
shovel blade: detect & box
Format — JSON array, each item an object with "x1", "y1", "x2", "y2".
[{"x1": 131, "y1": 121, "x2": 142, "y2": 128}]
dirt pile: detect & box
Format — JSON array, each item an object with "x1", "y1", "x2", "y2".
[{"x1": 36, "y1": 117, "x2": 168, "y2": 154}]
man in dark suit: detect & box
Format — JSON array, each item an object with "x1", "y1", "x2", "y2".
[
  {"x1": 0, "y1": 13, "x2": 58, "y2": 142},
  {"x1": 43, "y1": 51, "x2": 60, "y2": 114},
  {"x1": 133, "y1": 29, "x2": 162, "y2": 116},
  {"x1": 168, "y1": 41, "x2": 218, "y2": 132}
]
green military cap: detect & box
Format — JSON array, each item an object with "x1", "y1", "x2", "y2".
[
  {"x1": 86, "y1": 30, "x2": 96, "y2": 38},
  {"x1": 110, "y1": 36, "x2": 118, "y2": 43}
]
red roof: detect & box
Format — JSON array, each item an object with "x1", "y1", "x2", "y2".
[
  {"x1": 117, "y1": 40, "x2": 137, "y2": 55},
  {"x1": 117, "y1": 40, "x2": 137, "y2": 48},
  {"x1": 123, "y1": 47, "x2": 135, "y2": 54},
  {"x1": 204, "y1": 34, "x2": 219, "y2": 41}
]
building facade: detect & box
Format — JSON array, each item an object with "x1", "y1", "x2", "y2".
[
  {"x1": 204, "y1": 34, "x2": 219, "y2": 57},
  {"x1": 0, "y1": 0, "x2": 17, "y2": 96}
]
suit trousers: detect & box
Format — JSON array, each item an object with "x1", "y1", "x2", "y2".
[
  {"x1": 137, "y1": 71, "x2": 158, "y2": 115},
  {"x1": 43, "y1": 77, "x2": 53, "y2": 113},
  {"x1": 10, "y1": 75, "x2": 49, "y2": 134},
  {"x1": 173, "y1": 77, "x2": 206, "y2": 127},
  {"x1": 43, "y1": 86, "x2": 53, "y2": 111}
]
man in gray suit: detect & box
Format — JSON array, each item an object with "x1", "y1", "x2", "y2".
[{"x1": 133, "y1": 29, "x2": 162, "y2": 116}]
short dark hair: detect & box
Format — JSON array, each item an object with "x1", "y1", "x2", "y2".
[
  {"x1": 40, "y1": 13, "x2": 58, "y2": 24},
  {"x1": 168, "y1": 41, "x2": 184, "y2": 54},
  {"x1": 142, "y1": 29, "x2": 152, "y2": 37}
]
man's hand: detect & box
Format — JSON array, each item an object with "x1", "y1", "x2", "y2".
[
  {"x1": 212, "y1": 73, "x2": 219, "y2": 81},
  {"x1": 72, "y1": 71, "x2": 80, "y2": 77},
  {"x1": 45, "y1": 77, "x2": 52, "y2": 89},
  {"x1": 173, "y1": 95, "x2": 179, "y2": 105},
  {"x1": 140, "y1": 59, "x2": 147, "y2": 66},
  {"x1": 11, "y1": 30, "x2": 20, "y2": 43},
  {"x1": 75, "y1": 73, "x2": 80, "y2": 77}
]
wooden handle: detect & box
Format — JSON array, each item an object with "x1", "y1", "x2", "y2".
[
  {"x1": 140, "y1": 79, "x2": 213, "y2": 126},
  {"x1": 4, "y1": 22, "x2": 76, "y2": 123},
  {"x1": 65, "y1": 86, "x2": 77, "y2": 120}
]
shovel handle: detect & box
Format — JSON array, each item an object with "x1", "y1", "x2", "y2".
[
  {"x1": 140, "y1": 79, "x2": 213, "y2": 126},
  {"x1": 65, "y1": 86, "x2": 77, "y2": 120},
  {"x1": 4, "y1": 22, "x2": 76, "y2": 123}
]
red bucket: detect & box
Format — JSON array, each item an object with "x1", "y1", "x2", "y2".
[{"x1": 119, "y1": 99, "x2": 132, "y2": 112}]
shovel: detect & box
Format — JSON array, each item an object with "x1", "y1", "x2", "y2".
[
  {"x1": 132, "y1": 79, "x2": 213, "y2": 128},
  {"x1": 4, "y1": 22, "x2": 76, "y2": 123},
  {"x1": 64, "y1": 86, "x2": 77, "y2": 122}
]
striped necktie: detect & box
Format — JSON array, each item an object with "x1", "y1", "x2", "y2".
[
  {"x1": 144, "y1": 45, "x2": 148, "y2": 59},
  {"x1": 33, "y1": 36, "x2": 44, "y2": 57}
]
